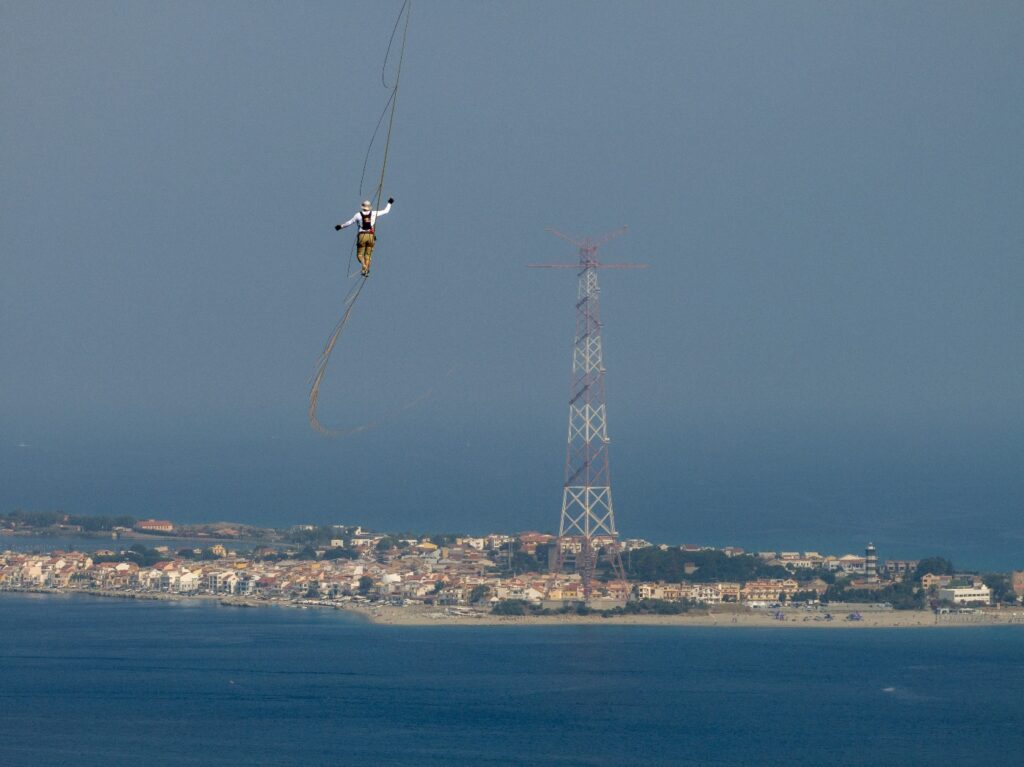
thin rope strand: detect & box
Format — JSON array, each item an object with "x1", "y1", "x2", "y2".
[
  {"x1": 358, "y1": 89, "x2": 396, "y2": 196},
  {"x1": 311, "y1": 0, "x2": 411, "y2": 436},
  {"x1": 373, "y1": 1, "x2": 410, "y2": 210},
  {"x1": 380, "y1": 0, "x2": 410, "y2": 88},
  {"x1": 308, "y1": 277, "x2": 370, "y2": 436}
]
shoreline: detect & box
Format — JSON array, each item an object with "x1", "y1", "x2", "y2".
[
  {"x1": 6, "y1": 588, "x2": 1024, "y2": 629},
  {"x1": 339, "y1": 601, "x2": 1024, "y2": 628}
]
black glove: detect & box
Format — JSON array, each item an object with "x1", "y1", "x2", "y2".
[
  {"x1": 387, "y1": 197, "x2": 394, "y2": 204},
  {"x1": 334, "y1": 224, "x2": 342, "y2": 231}
]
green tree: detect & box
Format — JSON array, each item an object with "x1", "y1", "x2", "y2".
[
  {"x1": 982, "y1": 574, "x2": 1013, "y2": 603},
  {"x1": 357, "y1": 575, "x2": 374, "y2": 595},
  {"x1": 626, "y1": 548, "x2": 790, "y2": 584},
  {"x1": 292, "y1": 546, "x2": 318, "y2": 561},
  {"x1": 429, "y1": 533, "x2": 459, "y2": 546},
  {"x1": 492, "y1": 599, "x2": 533, "y2": 616},
  {"x1": 323, "y1": 547, "x2": 358, "y2": 561},
  {"x1": 469, "y1": 585, "x2": 491, "y2": 604},
  {"x1": 915, "y1": 557, "x2": 954, "y2": 580},
  {"x1": 4, "y1": 509, "x2": 62, "y2": 528},
  {"x1": 68, "y1": 514, "x2": 136, "y2": 532},
  {"x1": 824, "y1": 579, "x2": 923, "y2": 610},
  {"x1": 122, "y1": 545, "x2": 165, "y2": 567},
  {"x1": 510, "y1": 551, "x2": 542, "y2": 573},
  {"x1": 622, "y1": 599, "x2": 689, "y2": 615}
]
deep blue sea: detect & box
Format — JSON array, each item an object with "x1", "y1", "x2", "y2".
[
  {"x1": 1, "y1": 593, "x2": 1023, "y2": 766},
  {"x1": 0, "y1": 534, "x2": 274, "y2": 555}
]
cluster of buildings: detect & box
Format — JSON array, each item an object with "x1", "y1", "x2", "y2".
[
  {"x1": 133, "y1": 519, "x2": 175, "y2": 533},
  {"x1": 2, "y1": 535, "x2": 1021, "y2": 610},
  {"x1": 0, "y1": 548, "x2": 801, "y2": 607},
  {"x1": 918, "y1": 573, "x2": 997, "y2": 606}
]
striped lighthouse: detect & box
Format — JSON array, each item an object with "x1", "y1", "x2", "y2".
[{"x1": 865, "y1": 543, "x2": 879, "y2": 584}]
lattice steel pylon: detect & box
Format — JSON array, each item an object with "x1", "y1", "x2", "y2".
[{"x1": 530, "y1": 226, "x2": 647, "y2": 600}]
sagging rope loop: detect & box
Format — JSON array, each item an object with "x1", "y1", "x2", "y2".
[{"x1": 308, "y1": 0, "x2": 411, "y2": 436}]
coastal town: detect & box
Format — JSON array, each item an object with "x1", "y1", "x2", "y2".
[{"x1": 2, "y1": 514, "x2": 1023, "y2": 623}]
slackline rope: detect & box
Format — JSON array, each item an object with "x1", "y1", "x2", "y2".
[{"x1": 308, "y1": 0, "x2": 411, "y2": 436}]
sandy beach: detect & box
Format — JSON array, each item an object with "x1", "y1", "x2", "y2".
[{"x1": 338, "y1": 601, "x2": 1024, "y2": 629}]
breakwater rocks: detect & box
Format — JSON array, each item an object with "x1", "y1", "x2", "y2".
[{"x1": 219, "y1": 599, "x2": 259, "y2": 607}]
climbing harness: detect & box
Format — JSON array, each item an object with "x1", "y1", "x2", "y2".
[{"x1": 308, "y1": 0, "x2": 411, "y2": 436}]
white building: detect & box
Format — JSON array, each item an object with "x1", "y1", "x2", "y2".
[{"x1": 938, "y1": 585, "x2": 991, "y2": 605}]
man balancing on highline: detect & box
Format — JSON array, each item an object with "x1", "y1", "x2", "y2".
[{"x1": 334, "y1": 197, "x2": 394, "y2": 277}]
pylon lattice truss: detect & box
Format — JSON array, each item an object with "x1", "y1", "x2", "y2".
[{"x1": 530, "y1": 226, "x2": 646, "y2": 600}]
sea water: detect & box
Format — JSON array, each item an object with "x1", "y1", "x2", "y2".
[{"x1": 1, "y1": 593, "x2": 1022, "y2": 766}]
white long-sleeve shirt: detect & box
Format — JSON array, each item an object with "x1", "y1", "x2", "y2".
[{"x1": 338, "y1": 202, "x2": 392, "y2": 231}]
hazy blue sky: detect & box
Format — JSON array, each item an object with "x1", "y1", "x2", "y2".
[{"x1": 3, "y1": 2, "x2": 1023, "y2": 568}]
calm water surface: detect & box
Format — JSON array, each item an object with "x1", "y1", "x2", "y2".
[
  {"x1": 1, "y1": 593, "x2": 1022, "y2": 766},
  {"x1": 0, "y1": 534, "x2": 273, "y2": 554}
]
